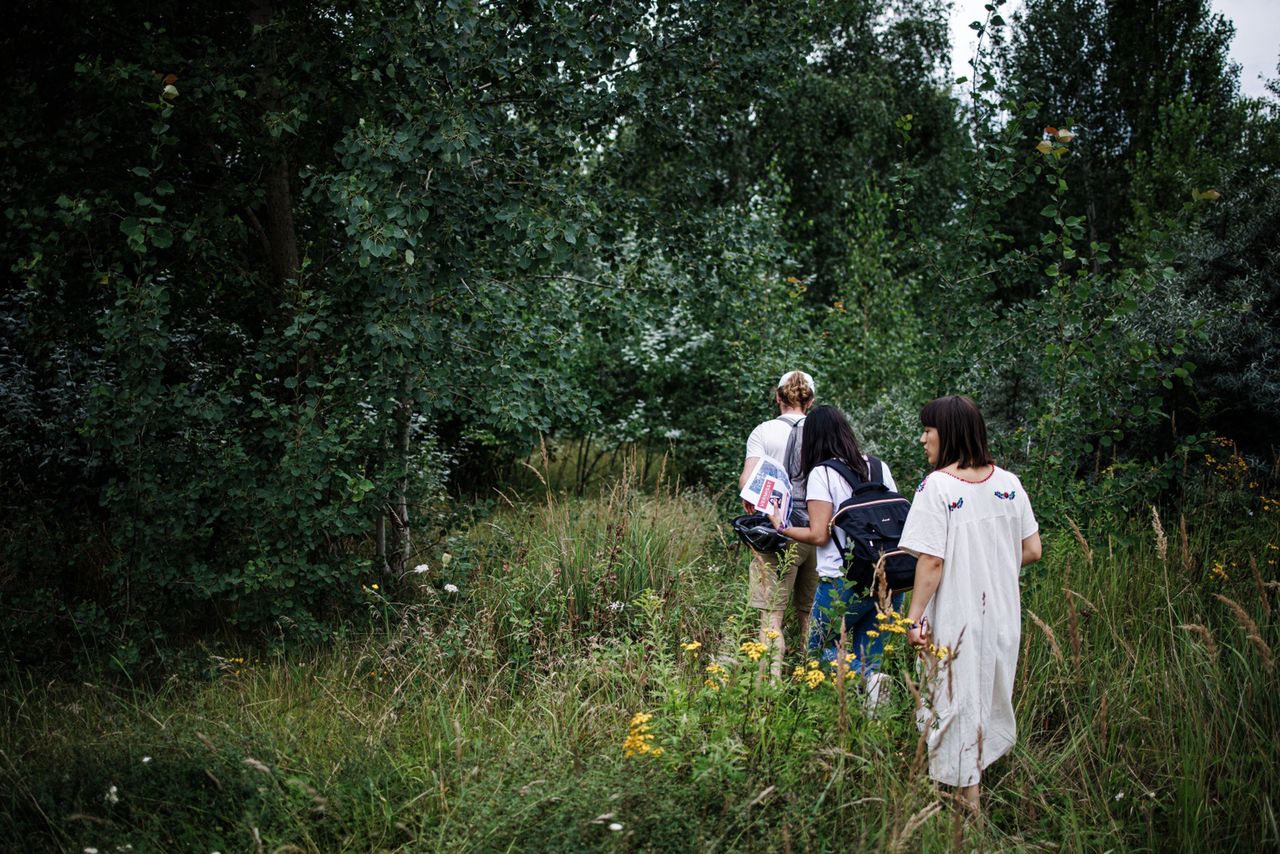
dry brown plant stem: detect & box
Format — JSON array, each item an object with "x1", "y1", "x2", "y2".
[{"x1": 1250, "y1": 555, "x2": 1272, "y2": 618}]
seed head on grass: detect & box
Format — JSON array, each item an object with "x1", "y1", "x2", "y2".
[
  {"x1": 1213, "y1": 594, "x2": 1275, "y2": 672},
  {"x1": 1027, "y1": 610, "x2": 1065, "y2": 664},
  {"x1": 1177, "y1": 623, "x2": 1219, "y2": 663},
  {"x1": 1151, "y1": 506, "x2": 1168, "y2": 562},
  {"x1": 1066, "y1": 514, "x2": 1093, "y2": 567}
]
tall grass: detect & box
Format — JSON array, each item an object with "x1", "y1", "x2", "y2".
[{"x1": 2, "y1": 465, "x2": 1277, "y2": 851}]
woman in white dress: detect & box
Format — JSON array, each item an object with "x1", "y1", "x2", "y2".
[{"x1": 898, "y1": 395, "x2": 1042, "y2": 814}]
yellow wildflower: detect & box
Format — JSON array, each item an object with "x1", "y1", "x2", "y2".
[
  {"x1": 865, "y1": 630, "x2": 879, "y2": 638},
  {"x1": 765, "y1": 629, "x2": 780, "y2": 640},
  {"x1": 740, "y1": 641, "x2": 767, "y2": 661},
  {"x1": 680, "y1": 641, "x2": 702, "y2": 652},
  {"x1": 623, "y1": 711, "x2": 660, "y2": 758}
]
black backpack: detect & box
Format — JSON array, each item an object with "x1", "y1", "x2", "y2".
[{"x1": 818, "y1": 457, "x2": 915, "y2": 592}]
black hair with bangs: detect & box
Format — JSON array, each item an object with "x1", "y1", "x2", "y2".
[{"x1": 920, "y1": 395, "x2": 994, "y2": 470}]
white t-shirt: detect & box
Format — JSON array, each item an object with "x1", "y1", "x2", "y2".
[
  {"x1": 897, "y1": 466, "x2": 1039, "y2": 787},
  {"x1": 745, "y1": 415, "x2": 806, "y2": 498},
  {"x1": 805, "y1": 457, "x2": 898, "y2": 579}
]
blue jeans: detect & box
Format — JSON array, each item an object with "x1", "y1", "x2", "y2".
[{"x1": 808, "y1": 577, "x2": 905, "y2": 674}]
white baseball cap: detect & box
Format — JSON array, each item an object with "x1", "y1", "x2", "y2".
[{"x1": 777, "y1": 370, "x2": 815, "y2": 394}]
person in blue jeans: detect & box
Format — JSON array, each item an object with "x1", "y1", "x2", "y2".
[{"x1": 767, "y1": 404, "x2": 904, "y2": 710}]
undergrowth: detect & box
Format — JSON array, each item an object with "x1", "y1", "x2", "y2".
[{"x1": 2, "y1": 458, "x2": 1277, "y2": 852}]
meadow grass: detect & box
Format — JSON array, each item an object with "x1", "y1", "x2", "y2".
[{"x1": 2, "y1": 463, "x2": 1277, "y2": 852}]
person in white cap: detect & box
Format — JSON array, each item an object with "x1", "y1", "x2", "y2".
[{"x1": 737, "y1": 370, "x2": 819, "y2": 679}]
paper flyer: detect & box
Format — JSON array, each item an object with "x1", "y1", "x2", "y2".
[{"x1": 740, "y1": 454, "x2": 792, "y2": 519}]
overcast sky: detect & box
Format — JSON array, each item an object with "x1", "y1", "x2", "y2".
[{"x1": 948, "y1": 0, "x2": 1279, "y2": 99}]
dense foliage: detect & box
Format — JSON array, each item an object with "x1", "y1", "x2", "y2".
[{"x1": 2, "y1": 0, "x2": 1277, "y2": 658}]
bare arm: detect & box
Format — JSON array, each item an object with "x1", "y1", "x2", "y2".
[
  {"x1": 1021, "y1": 531, "x2": 1042, "y2": 566},
  {"x1": 907, "y1": 553, "x2": 944, "y2": 648},
  {"x1": 767, "y1": 499, "x2": 832, "y2": 547}
]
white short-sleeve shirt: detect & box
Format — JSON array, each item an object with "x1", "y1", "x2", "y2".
[
  {"x1": 744, "y1": 416, "x2": 802, "y2": 462},
  {"x1": 745, "y1": 415, "x2": 806, "y2": 498}
]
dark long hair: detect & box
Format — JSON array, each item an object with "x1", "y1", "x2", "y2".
[
  {"x1": 800, "y1": 405, "x2": 868, "y2": 480},
  {"x1": 920, "y1": 395, "x2": 994, "y2": 470}
]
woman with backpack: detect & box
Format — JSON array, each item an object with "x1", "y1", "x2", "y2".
[
  {"x1": 898, "y1": 395, "x2": 1042, "y2": 815},
  {"x1": 738, "y1": 370, "x2": 819, "y2": 679},
  {"x1": 765, "y1": 404, "x2": 904, "y2": 711}
]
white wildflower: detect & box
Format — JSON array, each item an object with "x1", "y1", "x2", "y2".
[
  {"x1": 609, "y1": 601, "x2": 624, "y2": 612},
  {"x1": 413, "y1": 563, "x2": 430, "y2": 574},
  {"x1": 103, "y1": 785, "x2": 119, "y2": 805},
  {"x1": 608, "y1": 823, "x2": 623, "y2": 832},
  {"x1": 1114, "y1": 791, "x2": 1125, "y2": 801},
  {"x1": 141, "y1": 756, "x2": 152, "y2": 764},
  {"x1": 84, "y1": 848, "x2": 99, "y2": 854},
  {"x1": 443, "y1": 583, "x2": 459, "y2": 594}
]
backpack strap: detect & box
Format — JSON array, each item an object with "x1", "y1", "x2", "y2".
[
  {"x1": 816, "y1": 457, "x2": 862, "y2": 488},
  {"x1": 780, "y1": 416, "x2": 805, "y2": 480},
  {"x1": 818, "y1": 457, "x2": 888, "y2": 498}
]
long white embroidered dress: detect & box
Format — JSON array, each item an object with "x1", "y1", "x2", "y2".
[{"x1": 898, "y1": 466, "x2": 1039, "y2": 787}]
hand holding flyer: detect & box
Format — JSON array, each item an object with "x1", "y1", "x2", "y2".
[{"x1": 739, "y1": 455, "x2": 792, "y2": 520}]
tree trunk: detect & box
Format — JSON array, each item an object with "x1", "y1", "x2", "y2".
[
  {"x1": 249, "y1": 0, "x2": 300, "y2": 291},
  {"x1": 389, "y1": 387, "x2": 413, "y2": 577}
]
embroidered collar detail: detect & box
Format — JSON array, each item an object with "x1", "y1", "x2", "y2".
[{"x1": 938, "y1": 466, "x2": 996, "y2": 485}]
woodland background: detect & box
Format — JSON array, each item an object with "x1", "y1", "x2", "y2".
[{"x1": 1, "y1": 1, "x2": 1278, "y2": 850}]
